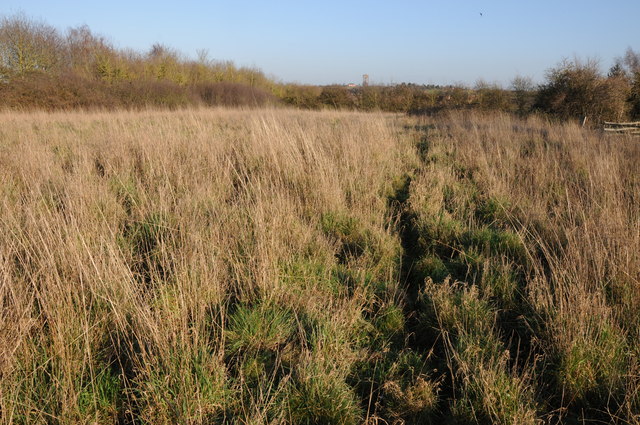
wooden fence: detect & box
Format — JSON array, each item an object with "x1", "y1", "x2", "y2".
[{"x1": 604, "y1": 121, "x2": 640, "y2": 135}]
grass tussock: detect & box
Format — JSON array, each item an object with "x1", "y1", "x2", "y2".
[{"x1": 0, "y1": 107, "x2": 639, "y2": 424}]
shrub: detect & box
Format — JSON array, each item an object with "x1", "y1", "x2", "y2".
[
  {"x1": 280, "y1": 84, "x2": 322, "y2": 109},
  {"x1": 192, "y1": 81, "x2": 276, "y2": 107},
  {"x1": 511, "y1": 75, "x2": 535, "y2": 116},
  {"x1": 474, "y1": 80, "x2": 510, "y2": 112},
  {"x1": 380, "y1": 84, "x2": 416, "y2": 112},
  {"x1": 535, "y1": 58, "x2": 630, "y2": 123},
  {"x1": 112, "y1": 79, "x2": 197, "y2": 109},
  {"x1": 0, "y1": 71, "x2": 118, "y2": 109},
  {"x1": 318, "y1": 86, "x2": 356, "y2": 109},
  {"x1": 630, "y1": 71, "x2": 640, "y2": 119}
]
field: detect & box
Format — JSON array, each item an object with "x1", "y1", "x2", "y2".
[{"x1": 0, "y1": 108, "x2": 639, "y2": 424}]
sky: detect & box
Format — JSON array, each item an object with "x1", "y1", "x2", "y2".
[{"x1": 1, "y1": 1, "x2": 638, "y2": 86}]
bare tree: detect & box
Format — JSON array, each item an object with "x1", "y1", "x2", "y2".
[
  {"x1": 65, "y1": 25, "x2": 113, "y2": 77},
  {"x1": 623, "y1": 47, "x2": 640, "y2": 74},
  {"x1": 0, "y1": 14, "x2": 63, "y2": 74},
  {"x1": 511, "y1": 75, "x2": 535, "y2": 116}
]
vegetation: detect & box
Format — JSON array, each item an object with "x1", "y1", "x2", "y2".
[
  {"x1": 0, "y1": 107, "x2": 638, "y2": 424},
  {"x1": 0, "y1": 14, "x2": 277, "y2": 109},
  {"x1": 2, "y1": 13, "x2": 639, "y2": 122},
  {"x1": 535, "y1": 57, "x2": 634, "y2": 123},
  {"x1": 1, "y1": 10, "x2": 640, "y2": 425}
]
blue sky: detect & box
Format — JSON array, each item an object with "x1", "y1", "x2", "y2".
[{"x1": 1, "y1": 1, "x2": 638, "y2": 86}]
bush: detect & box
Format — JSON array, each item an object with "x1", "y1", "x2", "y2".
[
  {"x1": 474, "y1": 80, "x2": 510, "y2": 112},
  {"x1": 630, "y1": 71, "x2": 640, "y2": 119},
  {"x1": 192, "y1": 81, "x2": 277, "y2": 107},
  {"x1": 280, "y1": 84, "x2": 322, "y2": 109},
  {"x1": 318, "y1": 86, "x2": 356, "y2": 109},
  {"x1": 535, "y1": 58, "x2": 630, "y2": 123},
  {"x1": 0, "y1": 71, "x2": 118, "y2": 109},
  {"x1": 0, "y1": 13, "x2": 281, "y2": 111},
  {"x1": 0, "y1": 71, "x2": 278, "y2": 110}
]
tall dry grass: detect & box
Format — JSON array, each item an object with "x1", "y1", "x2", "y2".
[
  {"x1": 0, "y1": 108, "x2": 418, "y2": 424},
  {"x1": 0, "y1": 107, "x2": 639, "y2": 424},
  {"x1": 410, "y1": 111, "x2": 640, "y2": 423}
]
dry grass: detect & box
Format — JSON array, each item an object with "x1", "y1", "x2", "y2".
[
  {"x1": 411, "y1": 111, "x2": 640, "y2": 423},
  {"x1": 0, "y1": 107, "x2": 638, "y2": 424},
  {"x1": 0, "y1": 108, "x2": 418, "y2": 424}
]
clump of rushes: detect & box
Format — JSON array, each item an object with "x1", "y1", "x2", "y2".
[
  {"x1": 421, "y1": 280, "x2": 538, "y2": 424},
  {"x1": 121, "y1": 211, "x2": 176, "y2": 289},
  {"x1": 552, "y1": 310, "x2": 628, "y2": 404},
  {"x1": 320, "y1": 211, "x2": 371, "y2": 261},
  {"x1": 377, "y1": 350, "x2": 440, "y2": 424},
  {"x1": 226, "y1": 301, "x2": 296, "y2": 373},
  {"x1": 77, "y1": 366, "x2": 121, "y2": 421},
  {"x1": 286, "y1": 356, "x2": 362, "y2": 425},
  {"x1": 137, "y1": 346, "x2": 228, "y2": 423}
]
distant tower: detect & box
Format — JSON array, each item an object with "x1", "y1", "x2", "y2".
[{"x1": 362, "y1": 74, "x2": 369, "y2": 87}]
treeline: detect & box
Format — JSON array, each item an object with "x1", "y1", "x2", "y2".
[
  {"x1": 1, "y1": 13, "x2": 639, "y2": 123},
  {"x1": 281, "y1": 83, "x2": 517, "y2": 114},
  {"x1": 0, "y1": 14, "x2": 278, "y2": 109},
  {"x1": 285, "y1": 54, "x2": 640, "y2": 123}
]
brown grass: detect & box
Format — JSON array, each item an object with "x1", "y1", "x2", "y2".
[
  {"x1": 0, "y1": 108, "x2": 415, "y2": 424},
  {"x1": 411, "y1": 111, "x2": 640, "y2": 422},
  {"x1": 0, "y1": 107, "x2": 638, "y2": 424}
]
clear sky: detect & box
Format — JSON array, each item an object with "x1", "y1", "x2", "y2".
[{"x1": 1, "y1": 1, "x2": 638, "y2": 86}]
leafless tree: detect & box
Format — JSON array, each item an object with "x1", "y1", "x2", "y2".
[{"x1": 0, "y1": 14, "x2": 63, "y2": 74}]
